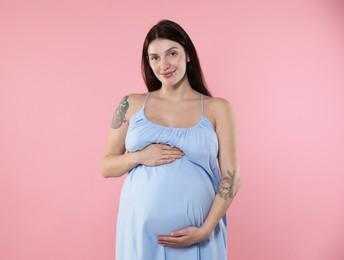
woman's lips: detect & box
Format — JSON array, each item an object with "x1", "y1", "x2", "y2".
[{"x1": 161, "y1": 70, "x2": 175, "y2": 78}]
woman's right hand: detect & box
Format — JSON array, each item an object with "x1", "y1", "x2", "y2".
[{"x1": 136, "y1": 144, "x2": 185, "y2": 166}]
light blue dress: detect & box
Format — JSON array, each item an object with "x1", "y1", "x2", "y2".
[{"x1": 116, "y1": 92, "x2": 227, "y2": 260}]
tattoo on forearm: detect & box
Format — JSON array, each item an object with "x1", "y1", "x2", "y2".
[
  {"x1": 217, "y1": 169, "x2": 235, "y2": 200},
  {"x1": 111, "y1": 96, "x2": 129, "y2": 129}
]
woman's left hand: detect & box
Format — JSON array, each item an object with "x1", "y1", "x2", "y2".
[{"x1": 157, "y1": 226, "x2": 209, "y2": 247}]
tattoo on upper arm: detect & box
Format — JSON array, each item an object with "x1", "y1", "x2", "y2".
[
  {"x1": 111, "y1": 96, "x2": 129, "y2": 129},
  {"x1": 217, "y1": 169, "x2": 235, "y2": 200}
]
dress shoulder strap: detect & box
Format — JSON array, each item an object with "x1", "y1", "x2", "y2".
[
  {"x1": 143, "y1": 92, "x2": 150, "y2": 109},
  {"x1": 201, "y1": 93, "x2": 204, "y2": 116}
]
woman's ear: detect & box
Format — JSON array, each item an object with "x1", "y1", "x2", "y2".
[{"x1": 186, "y1": 54, "x2": 190, "y2": 62}]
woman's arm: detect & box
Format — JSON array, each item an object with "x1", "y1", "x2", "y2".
[
  {"x1": 157, "y1": 98, "x2": 240, "y2": 247},
  {"x1": 100, "y1": 95, "x2": 134, "y2": 178},
  {"x1": 200, "y1": 98, "x2": 241, "y2": 235},
  {"x1": 101, "y1": 95, "x2": 185, "y2": 178}
]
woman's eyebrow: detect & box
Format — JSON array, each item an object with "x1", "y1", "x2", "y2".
[{"x1": 148, "y1": 47, "x2": 178, "y2": 56}]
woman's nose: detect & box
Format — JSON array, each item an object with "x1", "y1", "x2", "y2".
[
  {"x1": 161, "y1": 58, "x2": 170, "y2": 71},
  {"x1": 162, "y1": 65, "x2": 171, "y2": 71}
]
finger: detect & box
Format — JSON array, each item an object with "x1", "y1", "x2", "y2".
[
  {"x1": 170, "y1": 228, "x2": 188, "y2": 236},
  {"x1": 158, "y1": 238, "x2": 188, "y2": 247},
  {"x1": 160, "y1": 144, "x2": 174, "y2": 150},
  {"x1": 161, "y1": 145, "x2": 184, "y2": 153},
  {"x1": 162, "y1": 150, "x2": 184, "y2": 155},
  {"x1": 168, "y1": 154, "x2": 183, "y2": 159},
  {"x1": 163, "y1": 150, "x2": 173, "y2": 155},
  {"x1": 159, "y1": 242, "x2": 184, "y2": 248},
  {"x1": 160, "y1": 156, "x2": 182, "y2": 163},
  {"x1": 156, "y1": 158, "x2": 175, "y2": 165},
  {"x1": 158, "y1": 236, "x2": 183, "y2": 243},
  {"x1": 172, "y1": 149, "x2": 185, "y2": 155},
  {"x1": 160, "y1": 234, "x2": 190, "y2": 240},
  {"x1": 171, "y1": 147, "x2": 184, "y2": 153},
  {"x1": 160, "y1": 242, "x2": 184, "y2": 247}
]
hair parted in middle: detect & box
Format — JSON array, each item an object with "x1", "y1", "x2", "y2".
[{"x1": 141, "y1": 19, "x2": 212, "y2": 97}]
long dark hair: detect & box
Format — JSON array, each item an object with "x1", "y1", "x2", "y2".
[{"x1": 141, "y1": 19, "x2": 212, "y2": 97}]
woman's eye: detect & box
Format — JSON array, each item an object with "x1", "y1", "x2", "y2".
[
  {"x1": 169, "y1": 51, "x2": 178, "y2": 57},
  {"x1": 150, "y1": 56, "x2": 159, "y2": 61}
]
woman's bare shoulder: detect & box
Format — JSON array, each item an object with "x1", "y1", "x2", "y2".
[
  {"x1": 126, "y1": 92, "x2": 147, "y2": 103},
  {"x1": 124, "y1": 93, "x2": 148, "y2": 117},
  {"x1": 204, "y1": 96, "x2": 235, "y2": 128},
  {"x1": 204, "y1": 96, "x2": 234, "y2": 114}
]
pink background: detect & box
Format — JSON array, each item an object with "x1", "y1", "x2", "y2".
[{"x1": 1, "y1": 0, "x2": 344, "y2": 259}]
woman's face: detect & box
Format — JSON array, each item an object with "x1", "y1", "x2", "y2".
[{"x1": 147, "y1": 38, "x2": 190, "y2": 88}]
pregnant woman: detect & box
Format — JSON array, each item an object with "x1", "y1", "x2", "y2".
[{"x1": 101, "y1": 19, "x2": 241, "y2": 260}]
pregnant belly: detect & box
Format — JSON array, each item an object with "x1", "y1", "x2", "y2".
[{"x1": 120, "y1": 159, "x2": 215, "y2": 236}]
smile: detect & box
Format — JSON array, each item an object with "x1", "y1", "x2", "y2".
[{"x1": 161, "y1": 70, "x2": 176, "y2": 78}]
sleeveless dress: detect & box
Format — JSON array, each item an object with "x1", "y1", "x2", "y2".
[{"x1": 115, "y1": 92, "x2": 227, "y2": 260}]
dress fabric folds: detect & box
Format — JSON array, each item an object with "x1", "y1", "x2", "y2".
[{"x1": 116, "y1": 92, "x2": 227, "y2": 260}]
